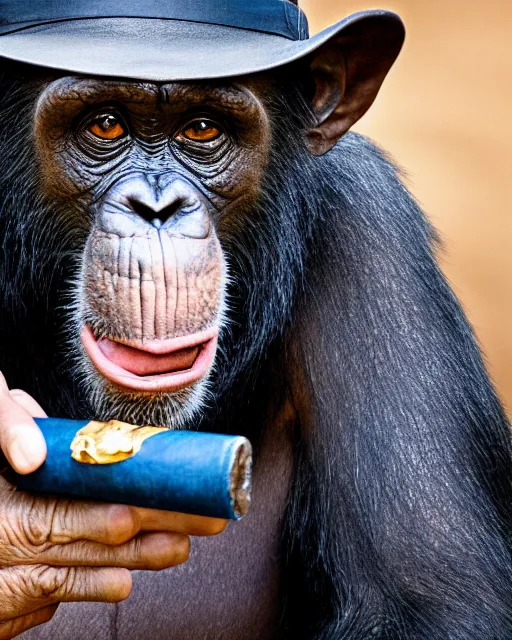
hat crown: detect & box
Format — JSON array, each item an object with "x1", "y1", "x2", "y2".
[{"x1": 0, "y1": 0, "x2": 309, "y2": 40}]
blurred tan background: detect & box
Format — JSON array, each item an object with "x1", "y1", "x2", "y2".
[{"x1": 302, "y1": 0, "x2": 512, "y2": 415}]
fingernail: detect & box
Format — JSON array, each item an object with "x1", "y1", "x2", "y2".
[{"x1": 9, "y1": 430, "x2": 46, "y2": 474}]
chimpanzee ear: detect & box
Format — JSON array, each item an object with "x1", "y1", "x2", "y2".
[{"x1": 306, "y1": 16, "x2": 405, "y2": 156}]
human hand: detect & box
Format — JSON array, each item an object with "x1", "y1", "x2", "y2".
[{"x1": 0, "y1": 373, "x2": 226, "y2": 639}]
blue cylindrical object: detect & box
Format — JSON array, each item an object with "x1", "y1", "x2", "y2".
[{"x1": 15, "y1": 418, "x2": 252, "y2": 520}]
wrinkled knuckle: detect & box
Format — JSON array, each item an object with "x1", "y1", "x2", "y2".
[
  {"x1": 29, "y1": 565, "x2": 71, "y2": 600},
  {"x1": 22, "y1": 500, "x2": 54, "y2": 547},
  {"x1": 129, "y1": 536, "x2": 144, "y2": 565},
  {"x1": 25, "y1": 516, "x2": 50, "y2": 547},
  {"x1": 48, "y1": 499, "x2": 74, "y2": 544},
  {"x1": 0, "y1": 567, "x2": 20, "y2": 599},
  {"x1": 105, "y1": 505, "x2": 140, "y2": 544}
]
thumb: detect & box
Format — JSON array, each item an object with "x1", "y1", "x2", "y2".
[
  {"x1": 0, "y1": 373, "x2": 47, "y2": 475},
  {"x1": 9, "y1": 388, "x2": 48, "y2": 419}
]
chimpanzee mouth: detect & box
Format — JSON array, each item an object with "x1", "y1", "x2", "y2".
[{"x1": 81, "y1": 325, "x2": 218, "y2": 393}]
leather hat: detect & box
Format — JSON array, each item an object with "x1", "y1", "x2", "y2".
[{"x1": 0, "y1": 1, "x2": 405, "y2": 81}]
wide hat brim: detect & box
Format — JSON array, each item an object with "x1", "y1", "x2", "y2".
[{"x1": 0, "y1": 10, "x2": 404, "y2": 81}]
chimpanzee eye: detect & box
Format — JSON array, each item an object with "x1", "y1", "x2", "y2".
[
  {"x1": 88, "y1": 114, "x2": 126, "y2": 140},
  {"x1": 179, "y1": 119, "x2": 222, "y2": 143}
]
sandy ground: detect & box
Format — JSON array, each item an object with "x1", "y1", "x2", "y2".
[{"x1": 303, "y1": 0, "x2": 512, "y2": 414}]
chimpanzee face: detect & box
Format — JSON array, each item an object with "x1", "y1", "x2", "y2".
[
  {"x1": 33, "y1": 76, "x2": 272, "y2": 426},
  {"x1": 27, "y1": 26, "x2": 396, "y2": 426}
]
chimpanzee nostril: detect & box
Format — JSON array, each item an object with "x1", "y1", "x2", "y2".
[
  {"x1": 127, "y1": 197, "x2": 186, "y2": 226},
  {"x1": 108, "y1": 177, "x2": 206, "y2": 235}
]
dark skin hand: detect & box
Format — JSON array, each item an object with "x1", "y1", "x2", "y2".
[{"x1": 0, "y1": 373, "x2": 227, "y2": 639}]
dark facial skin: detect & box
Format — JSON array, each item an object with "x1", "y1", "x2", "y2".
[
  {"x1": 34, "y1": 78, "x2": 271, "y2": 204},
  {"x1": 33, "y1": 77, "x2": 272, "y2": 426},
  {"x1": 29, "y1": 34, "x2": 388, "y2": 428}
]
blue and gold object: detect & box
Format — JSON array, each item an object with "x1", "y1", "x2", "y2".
[{"x1": 15, "y1": 418, "x2": 252, "y2": 520}]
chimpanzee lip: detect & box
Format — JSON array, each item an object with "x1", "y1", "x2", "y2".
[{"x1": 81, "y1": 325, "x2": 218, "y2": 393}]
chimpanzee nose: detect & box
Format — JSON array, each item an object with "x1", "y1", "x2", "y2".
[
  {"x1": 103, "y1": 175, "x2": 210, "y2": 239},
  {"x1": 128, "y1": 194, "x2": 180, "y2": 227},
  {"x1": 124, "y1": 176, "x2": 202, "y2": 228}
]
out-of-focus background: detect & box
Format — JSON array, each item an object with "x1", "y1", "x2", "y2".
[{"x1": 302, "y1": 0, "x2": 512, "y2": 415}]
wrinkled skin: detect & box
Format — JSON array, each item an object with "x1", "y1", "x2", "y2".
[
  {"x1": 34, "y1": 77, "x2": 272, "y2": 427},
  {"x1": 0, "y1": 376, "x2": 225, "y2": 639}
]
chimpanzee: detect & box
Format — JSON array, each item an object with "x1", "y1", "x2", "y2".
[{"x1": 0, "y1": 1, "x2": 510, "y2": 639}]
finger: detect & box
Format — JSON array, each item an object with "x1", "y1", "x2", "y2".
[
  {"x1": 9, "y1": 390, "x2": 48, "y2": 418},
  {"x1": 134, "y1": 508, "x2": 228, "y2": 536},
  {"x1": 30, "y1": 501, "x2": 141, "y2": 546},
  {"x1": 0, "y1": 373, "x2": 47, "y2": 475},
  {"x1": 0, "y1": 565, "x2": 132, "y2": 618},
  {"x1": 38, "y1": 532, "x2": 190, "y2": 571},
  {"x1": 47, "y1": 501, "x2": 226, "y2": 546},
  {"x1": 0, "y1": 604, "x2": 58, "y2": 640}
]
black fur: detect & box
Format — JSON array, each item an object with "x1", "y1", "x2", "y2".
[
  {"x1": 280, "y1": 134, "x2": 512, "y2": 638},
  {"x1": 0, "y1": 64, "x2": 510, "y2": 639}
]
